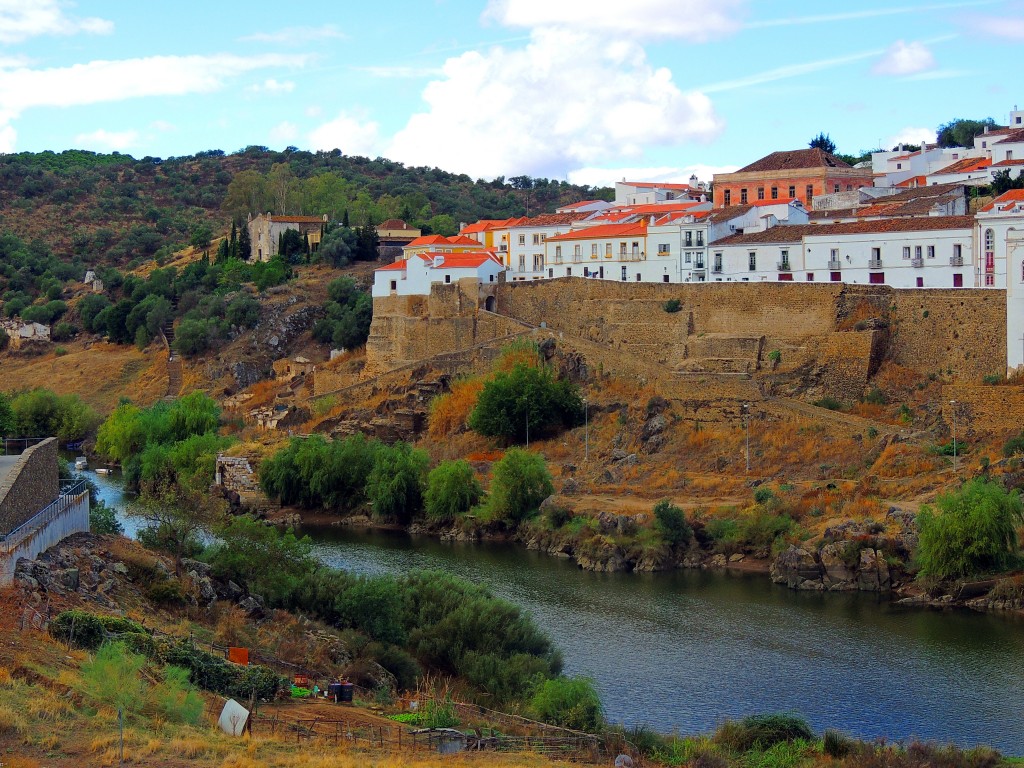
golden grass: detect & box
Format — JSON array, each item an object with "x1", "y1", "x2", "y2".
[
  {"x1": 428, "y1": 377, "x2": 484, "y2": 439},
  {"x1": 0, "y1": 703, "x2": 28, "y2": 736},
  {"x1": 169, "y1": 736, "x2": 214, "y2": 759},
  {"x1": 0, "y1": 665, "x2": 13, "y2": 687}
]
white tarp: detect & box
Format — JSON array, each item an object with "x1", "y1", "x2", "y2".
[{"x1": 218, "y1": 699, "x2": 250, "y2": 736}]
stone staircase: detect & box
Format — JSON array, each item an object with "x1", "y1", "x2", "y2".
[{"x1": 162, "y1": 319, "x2": 182, "y2": 400}]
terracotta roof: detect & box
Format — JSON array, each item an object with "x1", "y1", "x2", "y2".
[
  {"x1": 406, "y1": 234, "x2": 485, "y2": 247},
  {"x1": 516, "y1": 212, "x2": 592, "y2": 227},
  {"x1": 376, "y1": 261, "x2": 408, "y2": 272},
  {"x1": 378, "y1": 218, "x2": 416, "y2": 230},
  {"x1": 715, "y1": 216, "x2": 974, "y2": 245},
  {"x1": 265, "y1": 215, "x2": 325, "y2": 223},
  {"x1": 732, "y1": 148, "x2": 855, "y2": 174},
  {"x1": 460, "y1": 218, "x2": 519, "y2": 234},
  {"x1": 706, "y1": 205, "x2": 756, "y2": 223},
  {"x1": 931, "y1": 157, "x2": 992, "y2": 176},
  {"x1": 547, "y1": 222, "x2": 647, "y2": 241},
  {"x1": 559, "y1": 200, "x2": 605, "y2": 209},
  {"x1": 992, "y1": 159, "x2": 1024, "y2": 167},
  {"x1": 992, "y1": 128, "x2": 1024, "y2": 144},
  {"x1": 622, "y1": 181, "x2": 695, "y2": 190},
  {"x1": 420, "y1": 251, "x2": 504, "y2": 269},
  {"x1": 979, "y1": 189, "x2": 1024, "y2": 213},
  {"x1": 896, "y1": 175, "x2": 928, "y2": 188}
]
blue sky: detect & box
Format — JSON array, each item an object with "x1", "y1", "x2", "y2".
[{"x1": 1, "y1": 0, "x2": 1022, "y2": 187}]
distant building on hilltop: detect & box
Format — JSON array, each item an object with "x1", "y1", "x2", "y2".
[
  {"x1": 713, "y1": 149, "x2": 872, "y2": 210},
  {"x1": 247, "y1": 212, "x2": 327, "y2": 262}
]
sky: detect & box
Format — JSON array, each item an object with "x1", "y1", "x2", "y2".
[{"x1": 1, "y1": 0, "x2": 1023, "y2": 187}]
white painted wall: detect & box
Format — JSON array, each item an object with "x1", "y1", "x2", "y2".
[{"x1": 0, "y1": 493, "x2": 89, "y2": 585}]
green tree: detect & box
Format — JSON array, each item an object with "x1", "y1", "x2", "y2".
[
  {"x1": 424, "y1": 460, "x2": 482, "y2": 523},
  {"x1": 425, "y1": 214, "x2": 458, "y2": 237},
  {"x1": 488, "y1": 448, "x2": 553, "y2": 524},
  {"x1": 653, "y1": 499, "x2": 692, "y2": 547},
  {"x1": 469, "y1": 363, "x2": 583, "y2": 444},
  {"x1": 0, "y1": 392, "x2": 15, "y2": 437},
  {"x1": 226, "y1": 293, "x2": 260, "y2": 328},
  {"x1": 937, "y1": 118, "x2": 998, "y2": 148},
  {"x1": 530, "y1": 677, "x2": 603, "y2": 732},
  {"x1": 173, "y1": 317, "x2": 213, "y2": 356},
  {"x1": 366, "y1": 442, "x2": 429, "y2": 524},
  {"x1": 991, "y1": 169, "x2": 1024, "y2": 196},
  {"x1": 809, "y1": 132, "x2": 837, "y2": 154},
  {"x1": 189, "y1": 223, "x2": 214, "y2": 250},
  {"x1": 916, "y1": 479, "x2": 1024, "y2": 580}
]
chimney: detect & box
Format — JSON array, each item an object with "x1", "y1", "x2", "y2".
[
  {"x1": 984, "y1": 125, "x2": 990, "y2": 134},
  {"x1": 432, "y1": 254, "x2": 444, "y2": 268}
]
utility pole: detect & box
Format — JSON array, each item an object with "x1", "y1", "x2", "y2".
[
  {"x1": 745, "y1": 403, "x2": 753, "y2": 475},
  {"x1": 950, "y1": 399, "x2": 958, "y2": 473}
]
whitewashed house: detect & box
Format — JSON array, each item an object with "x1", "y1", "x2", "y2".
[{"x1": 372, "y1": 252, "x2": 505, "y2": 297}]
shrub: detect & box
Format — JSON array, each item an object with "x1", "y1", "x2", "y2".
[
  {"x1": 982, "y1": 373, "x2": 1004, "y2": 385},
  {"x1": 545, "y1": 503, "x2": 572, "y2": 529},
  {"x1": 1003, "y1": 432, "x2": 1024, "y2": 457},
  {"x1": 424, "y1": 459, "x2": 482, "y2": 523},
  {"x1": 864, "y1": 386, "x2": 887, "y2": 405},
  {"x1": 823, "y1": 729, "x2": 854, "y2": 758},
  {"x1": 225, "y1": 294, "x2": 260, "y2": 328},
  {"x1": 768, "y1": 349, "x2": 782, "y2": 364},
  {"x1": 51, "y1": 321, "x2": 76, "y2": 342},
  {"x1": 713, "y1": 713, "x2": 814, "y2": 752},
  {"x1": 530, "y1": 676, "x2": 603, "y2": 732},
  {"x1": 468, "y1": 363, "x2": 583, "y2": 444},
  {"x1": 812, "y1": 397, "x2": 843, "y2": 411},
  {"x1": 423, "y1": 697, "x2": 461, "y2": 728},
  {"x1": 80, "y1": 642, "x2": 147, "y2": 716},
  {"x1": 738, "y1": 510, "x2": 795, "y2": 556},
  {"x1": 89, "y1": 501, "x2": 123, "y2": 535},
  {"x1": 488, "y1": 448, "x2": 553, "y2": 524},
  {"x1": 663, "y1": 298, "x2": 682, "y2": 313},
  {"x1": 428, "y1": 378, "x2": 484, "y2": 439},
  {"x1": 259, "y1": 433, "x2": 378, "y2": 511},
  {"x1": 753, "y1": 486, "x2": 776, "y2": 505},
  {"x1": 653, "y1": 499, "x2": 692, "y2": 547},
  {"x1": 366, "y1": 442, "x2": 429, "y2": 524},
  {"x1": 48, "y1": 610, "x2": 148, "y2": 650},
  {"x1": 916, "y1": 479, "x2": 1024, "y2": 580}
]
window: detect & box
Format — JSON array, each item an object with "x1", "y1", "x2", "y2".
[
  {"x1": 830, "y1": 248, "x2": 838, "y2": 261},
  {"x1": 896, "y1": 163, "x2": 902, "y2": 169},
  {"x1": 771, "y1": 187, "x2": 778, "y2": 200},
  {"x1": 778, "y1": 273, "x2": 793, "y2": 281},
  {"x1": 662, "y1": 274, "x2": 670, "y2": 283},
  {"x1": 846, "y1": 185, "x2": 852, "y2": 191},
  {"x1": 518, "y1": 254, "x2": 526, "y2": 271},
  {"x1": 834, "y1": 183, "x2": 840, "y2": 193},
  {"x1": 1008, "y1": 150, "x2": 1014, "y2": 161},
  {"x1": 592, "y1": 244, "x2": 598, "y2": 258},
  {"x1": 831, "y1": 271, "x2": 841, "y2": 282},
  {"x1": 533, "y1": 254, "x2": 543, "y2": 271},
  {"x1": 518, "y1": 234, "x2": 526, "y2": 245},
  {"x1": 555, "y1": 245, "x2": 562, "y2": 261},
  {"x1": 986, "y1": 274, "x2": 995, "y2": 287},
  {"x1": 573, "y1": 244, "x2": 581, "y2": 258},
  {"x1": 532, "y1": 234, "x2": 540, "y2": 245},
  {"x1": 806, "y1": 273, "x2": 814, "y2": 281},
  {"x1": 685, "y1": 231, "x2": 693, "y2": 247},
  {"x1": 985, "y1": 228, "x2": 995, "y2": 253},
  {"x1": 685, "y1": 251, "x2": 692, "y2": 264},
  {"x1": 566, "y1": 268, "x2": 572, "y2": 276},
  {"x1": 658, "y1": 243, "x2": 670, "y2": 256},
  {"x1": 740, "y1": 189, "x2": 748, "y2": 204},
  {"x1": 714, "y1": 253, "x2": 722, "y2": 271},
  {"x1": 724, "y1": 190, "x2": 731, "y2": 205},
  {"x1": 748, "y1": 252, "x2": 756, "y2": 271},
  {"x1": 927, "y1": 245, "x2": 935, "y2": 259},
  {"x1": 953, "y1": 273, "x2": 963, "y2": 287},
  {"x1": 621, "y1": 266, "x2": 627, "y2": 281},
  {"x1": 636, "y1": 273, "x2": 642, "y2": 282},
  {"x1": 444, "y1": 274, "x2": 451, "y2": 284},
  {"x1": 631, "y1": 242, "x2": 640, "y2": 257},
  {"x1": 982, "y1": 141, "x2": 988, "y2": 148},
  {"x1": 619, "y1": 242, "x2": 627, "y2": 255},
  {"x1": 696, "y1": 231, "x2": 704, "y2": 246},
  {"x1": 903, "y1": 246, "x2": 911, "y2": 259},
  {"x1": 548, "y1": 268, "x2": 554, "y2": 278},
  {"x1": 788, "y1": 185, "x2": 795, "y2": 198},
  {"x1": 757, "y1": 187, "x2": 765, "y2": 200},
  {"x1": 539, "y1": 234, "x2": 546, "y2": 242},
  {"x1": 389, "y1": 280, "x2": 397, "y2": 291},
  {"x1": 872, "y1": 247, "x2": 881, "y2": 261},
  {"x1": 780, "y1": 249, "x2": 790, "y2": 269},
  {"x1": 605, "y1": 243, "x2": 612, "y2": 257},
  {"x1": 805, "y1": 184, "x2": 814, "y2": 202},
  {"x1": 916, "y1": 277, "x2": 924, "y2": 287},
  {"x1": 869, "y1": 272, "x2": 885, "y2": 284}
]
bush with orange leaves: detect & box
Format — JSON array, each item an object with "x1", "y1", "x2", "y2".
[{"x1": 428, "y1": 377, "x2": 485, "y2": 439}]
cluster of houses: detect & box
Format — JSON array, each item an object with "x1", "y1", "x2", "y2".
[{"x1": 368, "y1": 105, "x2": 1024, "y2": 370}]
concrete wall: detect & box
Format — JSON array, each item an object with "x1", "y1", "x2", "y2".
[
  {"x1": 0, "y1": 438, "x2": 59, "y2": 535},
  {"x1": 0, "y1": 492, "x2": 89, "y2": 585}
]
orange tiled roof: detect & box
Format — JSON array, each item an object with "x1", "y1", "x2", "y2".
[
  {"x1": 559, "y1": 200, "x2": 605, "y2": 209},
  {"x1": 376, "y1": 260, "x2": 409, "y2": 272},
  {"x1": 419, "y1": 251, "x2": 504, "y2": 269},
  {"x1": 992, "y1": 128, "x2": 1024, "y2": 144},
  {"x1": 546, "y1": 222, "x2": 647, "y2": 241},
  {"x1": 895, "y1": 175, "x2": 928, "y2": 188},
  {"x1": 733, "y1": 148, "x2": 854, "y2": 174},
  {"x1": 992, "y1": 159, "x2": 1024, "y2": 167},
  {"x1": 979, "y1": 189, "x2": 1024, "y2": 212},
  {"x1": 516, "y1": 212, "x2": 592, "y2": 227},
  {"x1": 932, "y1": 157, "x2": 992, "y2": 176},
  {"x1": 378, "y1": 218, "x2": 416, "y2": 230}
]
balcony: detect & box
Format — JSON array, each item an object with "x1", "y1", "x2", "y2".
[
  {"x1": 777, "y1": 261, "x2": 792, "y2": 272},
  {"x1": 657, "y1": 250, "x2": 670, "y2": 257},
  {"x1": 868, "y1": 257, "x2": 882, "y2": 269},
  {"x1": 827, "y1": 258, "x2": 841, "y2": 270},
  {"x1": 711, "y1": 264, "x2": 723, "y2": 274},
  {"x1": 950, "y1": 254, "x2": 964, "y2": 267},
  {"x1": 911, "y1": 256, "x2": 924, "y2": 268}
]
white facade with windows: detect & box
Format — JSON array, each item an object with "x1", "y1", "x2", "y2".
[{"x1": 372, "y1": 252, "x2": 505, "y2": 297}]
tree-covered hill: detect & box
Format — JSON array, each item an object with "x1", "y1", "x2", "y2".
[{"x1": 0, "y1": 146, "x2": 612, "y2": 268}]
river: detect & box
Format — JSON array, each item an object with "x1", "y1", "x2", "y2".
[{"x1": 87, "y1": 469, "x2": 1024, "y2": 753}]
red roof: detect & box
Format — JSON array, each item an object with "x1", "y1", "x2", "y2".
[
  {"x1": 895, "y1": 175, "x2": 928, "y2": 188},
  {"x1": 748, "y1": 198, "x2": 798, "y2": 207},
  {"x1": 932, "y1": 157, "x2": 991, "y2": 176},
  {"x1": 547, "y1": 222, "x2": 646, "y2": 241},
  {"x1": 980, "y1": 189, "x2": 1024, "y2": 212},
  {"x1": 715, "y1": 215, "x2": 974, "y2": 245},
  {"x1": 406, "y1": 234, "x2": 485, "y2": 247},
  {"x1": 376, "y1": 260, "x2": 408, "y2": 272},
  {"x1": 420, "y1": 251, "x2": 503, "y2": 269},
  {"x1": 559, "y1": 200, "x2": 605, "y2": 209},
  {"x1": 992, "y1": 159, "x2": 1024, "y2": 167}
]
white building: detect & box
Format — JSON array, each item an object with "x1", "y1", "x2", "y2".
[
  {"x1": 710, "y1": 216, "x2": 976, "y2": 288},
  {"x1": 614, "y1": 178, "x2": 707, "y2": 205},
  {"x1": 976, "y1": 190, "x2": 1024, "y2": 289},
  {"x1": 372, "y1": 252, "x2": 505, "y2": 297}
]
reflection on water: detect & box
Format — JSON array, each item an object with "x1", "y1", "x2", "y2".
[
  {"x1": 91, "y1": 465, "x2": 1024, "y2": 753},
  {"x1": 305, "y1": 525, "x2": 1024, "y2": 754}
]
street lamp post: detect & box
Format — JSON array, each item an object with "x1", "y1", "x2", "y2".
[
  {"x1": 742, "y1": 403, "x2": 750, "y2": 473},
  {"x1": 950, "y1": 399, "x2": 957, "y2": 473}
]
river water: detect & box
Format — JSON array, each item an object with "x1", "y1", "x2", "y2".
[{"x1": 87, "y1": 469, "x2": 1024, "y2": 753}]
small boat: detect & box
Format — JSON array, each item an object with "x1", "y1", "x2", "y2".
[
  {"x1": 74, "y1": 456, "x2": 88, "y2": 471},
  {"x1": 95, "y1": 468, "x2": 112, "y2": 476}
]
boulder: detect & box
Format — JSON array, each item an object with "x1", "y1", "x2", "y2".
[
  {"x1": 640, "y1": 415, "x2": 667, "y2": 442},
  {"x1": 57, "y1": 568, "x2": 80, "y2": 591},
  {"x1": 770, "y1": 546, "x2": 822, "y2": 589},
  {"x1": 818, "y1": 543, "x2": 857, "y2": 590}
]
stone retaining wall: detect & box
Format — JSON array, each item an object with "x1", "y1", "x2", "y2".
[{"x1": 0, "y1": 438, "x2": 59, "y2": 535}]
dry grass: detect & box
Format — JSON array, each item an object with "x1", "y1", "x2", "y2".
[
  {"x1": 0, "y1": 703, "x2": 28, "y2": 736},
  {"x1": 169, "y1": 736, "x2": 214, "y2": 759},
  {"x1": 428, "y1": 377, "x2": 484, "y2": 439}
]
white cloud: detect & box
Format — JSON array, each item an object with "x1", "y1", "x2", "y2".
[
  {"x1": 269, "y1": 121, "x2": 299, "y2": 144},
  {"x1": 0, "y1": 0, "x2": 113, "y2": 43},
  {"x1": 73, "y1": 128, "x2": 139, "y2": 151},
  {"x1": 240, "y1": 25, "x2": 345, "y2": 44},
  {"x1": 0, "y1": 123, "x2": 15, "y2": 153},
  {"x1": 872, "y1": 40, "x2": 936, "y2": 76},
  {"x1": 305, "y1": 105, "x2": 323, "y2": 118},
  {"x1": 355, "y1": 65, "x2": 444, "y2": 79},
  {"x1": 567, "y1": 164, "x2": 738, "y2": 189},
  {"x1": 969, "y1": 14, "x2": 1024, "y2": 39},
  {"x1": 308, "y1": 111, "x2": 381, "y2": 157},
  {"x1": 247, "y1": 78, "x2": 295, "y2": 93},
  {"x1": 0, "y1": 53, "x2": 304, "y2": 151},
  {"x1": 385, "y1": 28, "x2": 722, "y2": 179},
  {"x1": 886, "y1": 127, "x2": 936, "y2": 148},
  {"x1": 484, "y1": 0, "x2": 745, "y2": 41}
]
